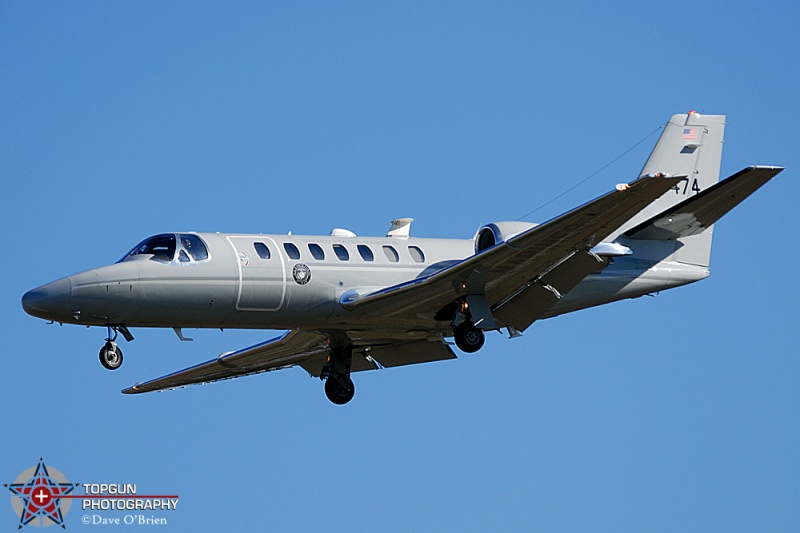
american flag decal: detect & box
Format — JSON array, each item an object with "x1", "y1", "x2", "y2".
[{"x1": 682, "y1": 128, "x2": 698, "y2": 141}]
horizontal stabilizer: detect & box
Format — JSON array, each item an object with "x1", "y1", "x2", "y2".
[{"x1": 625, "y1": 166, "x2": 783, "y2": 240}]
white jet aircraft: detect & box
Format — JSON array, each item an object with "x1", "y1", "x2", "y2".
[{"x1": 22, "y1": 112, "x2": 782, "y2": 404}]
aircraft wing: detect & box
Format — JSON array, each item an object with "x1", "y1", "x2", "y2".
[
  {"x1": 122, "y1": 329, "x2": 329, "y2": 394},
  {"x1": 624, "y1": 166, "x2": 784, "y2": 240},
  {"x1": 341, "y1": 174, "x2": 684, "y2": 330},
  {"x1": 122, "y1": 331, "x2": 457, "y2": 394}
]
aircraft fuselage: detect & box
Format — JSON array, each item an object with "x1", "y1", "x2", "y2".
[{"x1": 22, "y1": 231, "x2": 708, "y2": 337}]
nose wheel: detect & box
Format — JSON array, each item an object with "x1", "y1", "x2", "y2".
[
  {"x1": 99, "y1": 341, "x2": 123, "y2": 370},
  {"x1": 98, "y1": 325, "x2": 132, "y2": 370}
]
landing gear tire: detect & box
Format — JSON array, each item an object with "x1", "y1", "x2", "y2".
[
  {"x1": 99, "y1": 341, "x2": 123, "y2": 370},
  {"x1": 325, "y1": 375, "x2": 355, "y2": 405},
  {"x1": 454, "y1": 322, "x2": 485, "y2": 353}
]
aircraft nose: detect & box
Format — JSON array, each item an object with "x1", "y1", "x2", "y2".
[{"x1": 22, "y1": 278, "x2": 73, "y2": 321}]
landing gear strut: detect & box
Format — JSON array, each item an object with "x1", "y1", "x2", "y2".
[
  {"x1": 99, "y1": 326, "x2": 131, "y2": 371},
  {"x1": 453, "y1": 321, "x2": 485, "y2": 353},
  {"x1": 321, "y1": 345, "x2": 355, "y2": 405}
]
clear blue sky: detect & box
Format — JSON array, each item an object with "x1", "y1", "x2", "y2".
[{"x1": 2, "y1": 2, "x2": 798, "y2": 531}]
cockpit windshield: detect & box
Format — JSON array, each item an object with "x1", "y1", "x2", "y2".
[{"x1": 119, "y1": 233, "x2": 209, "y2": 264}]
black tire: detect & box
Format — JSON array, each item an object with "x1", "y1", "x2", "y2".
[
  {"x1": 99, "y1": 342, "x2": 123, "y2": 370},
  {"x1": 454, "y1": 322, "x2": 485, "y2": 353},
  {"x1": 324, "y1": 376, "x2": 355, "y2": 405}
]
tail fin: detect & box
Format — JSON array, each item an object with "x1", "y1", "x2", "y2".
[{"x1": 614, "y1": 112, "x2": 726, "y2": 267}]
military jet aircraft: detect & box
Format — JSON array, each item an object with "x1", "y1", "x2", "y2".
[{"x1": 22, "y1": 112, "x2": 781, "y2": 404}]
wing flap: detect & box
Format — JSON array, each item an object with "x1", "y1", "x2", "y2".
[
  {"x1": 122, "y1": 330, "x2": 328, "y2": 394},
  {"x1": 299, "y1": 339, "x2": 457, "y2": 377},
  {"x1": 356, "y1": 339, "x2": 456, "y2": 370},
  {"x1": 493, "y1": 249, "x2": 606, "y2": 331},
  {"x1": 625, "y1": 166, "x2": 783, "y2": 240}
]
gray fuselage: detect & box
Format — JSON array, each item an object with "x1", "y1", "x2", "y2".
[{"x1": 22, "y1": 231, "x2": 708, "y2": 337}]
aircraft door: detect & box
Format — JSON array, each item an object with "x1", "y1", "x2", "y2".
[{"x1": 227, "y1": 236, "x2": 286, "y2": 311}]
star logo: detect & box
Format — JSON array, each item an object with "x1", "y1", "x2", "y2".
[{"x1": 5, "y1": 459, "x2": 77, "y2": 529}]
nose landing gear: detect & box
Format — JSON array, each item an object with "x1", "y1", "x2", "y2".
[
  {"x1": 99, "y1": 326, "x2": 133, "y2": 371},
  {"x1": 100, "y1": 341, "x2": 123, "y2": 370}
]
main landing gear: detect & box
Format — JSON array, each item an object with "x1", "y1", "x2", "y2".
[
  {"x1": 453, "y1": 320, "x2": 485, "y2": 353},
  {"x1": 449, "y1": 298, "x2": 487, "y2": 354},
  {"x1": 99, "y1": 326, "x2": 132, "y2": 371},
  {"x1": 321, "y1": 345, "x2": 355, "y2": 405}
]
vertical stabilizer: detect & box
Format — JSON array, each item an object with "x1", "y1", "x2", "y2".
[{"x1": 614, "y1": 112, "x2": 726, "y2": 267}]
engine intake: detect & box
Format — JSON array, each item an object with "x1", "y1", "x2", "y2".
[{"x1": 474, "y1": 221, "x2": 538, "y2": 253}]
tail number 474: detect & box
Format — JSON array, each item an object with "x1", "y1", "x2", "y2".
[{"x1": 675, "y1": 178, "x2": 701, "y2": 195}]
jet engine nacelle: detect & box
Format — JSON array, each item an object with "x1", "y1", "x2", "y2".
[{"x1": 474, "y1": 221, "x2": 539, "y2": 253}]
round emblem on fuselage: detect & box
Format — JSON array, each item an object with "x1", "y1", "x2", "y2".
[{"x1": 293, "y1": 263, "x2": 311, "y2": 285}]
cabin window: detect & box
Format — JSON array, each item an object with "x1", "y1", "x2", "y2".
[
  {"x1": 284, "y1": 243, "x2": 301, "y2": 260},
  {"x1": 408, "y1": 246, "x2": 425, "y2": 263},
  {"x1": 357, "y1": 245, "x2": 374, "y2": 262},
  {"x1": 333, "y1": 244, "x2": 350, "y2": 261},
  {"x1": 180, "y1": 234, "x2": 209, "y2": 261},
  {"x1": 308, "y1": 243, "x2": 325, "y2": 260},
  {"x1": 254, "y1": 242, "x2": 271, "y2": 259},
  {"x1": 383, "y1": 245, "x2": 399, "y2": 263}
]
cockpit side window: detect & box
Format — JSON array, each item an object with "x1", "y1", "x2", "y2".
[
  {"x1": 121, "y1": 234, "x2": 177, "y2": 263},
  {"x1": 180, "y1": 234, "x2": 209, "y2": 261}
]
